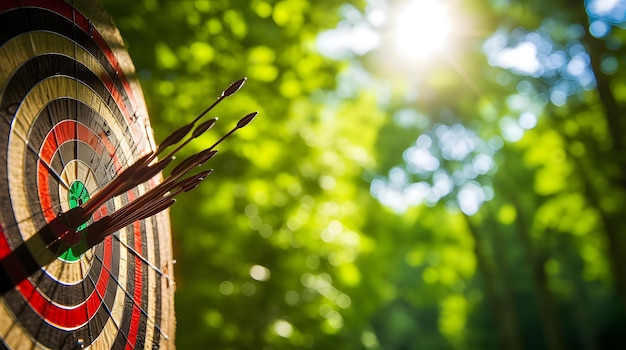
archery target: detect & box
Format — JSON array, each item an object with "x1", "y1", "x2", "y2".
[{"x1": 0, "y1": 0, "x2": 175, "y2": 348}]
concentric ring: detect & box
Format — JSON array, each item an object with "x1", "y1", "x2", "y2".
[{"x1": 0, "y1": 1, "x2": 175, "y2": 348}]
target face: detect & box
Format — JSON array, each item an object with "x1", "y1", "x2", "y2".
[{"x1": 0, "y1": 0, "x2": 175, "y2": 348}]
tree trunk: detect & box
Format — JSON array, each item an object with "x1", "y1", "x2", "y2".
[
  {"x1": 464, "y1": 215, "x2": 523, "y2": 350},
  {"x1": 510, "y1": 199, "x2": 565, "y2": 350}
]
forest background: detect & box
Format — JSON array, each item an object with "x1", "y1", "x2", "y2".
[{"x1": 101, "y1": 0, "x2": 626, "y2": 349}]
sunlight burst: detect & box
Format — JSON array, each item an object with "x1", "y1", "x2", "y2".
[{"x1": 390, "y1": 0, "x2": 452, "y2": 61}]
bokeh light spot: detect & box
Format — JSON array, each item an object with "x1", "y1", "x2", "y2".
[{"x1": 250, "y1": 264, "x2": 271, "y2": 281}]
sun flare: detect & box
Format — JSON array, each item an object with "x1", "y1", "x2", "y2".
[{"x1": 390, "y1": 0, "x2": 452, "y2": 61}]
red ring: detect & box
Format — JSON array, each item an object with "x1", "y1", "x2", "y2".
[
  {"x1": 35, "y1": 122, "x2": 144, "y2": 335},
  {"x1": 16, "y1": 119, "x2": 121, "y2": 329}
]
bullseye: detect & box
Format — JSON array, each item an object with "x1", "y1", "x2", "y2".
[{"x1": 58, "y1": 179, "x2": 90, "y2": 262}]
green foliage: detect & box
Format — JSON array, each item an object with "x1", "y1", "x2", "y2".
[{"x1": 101, "y1": 0, "x2": 626, "y2": 349}]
